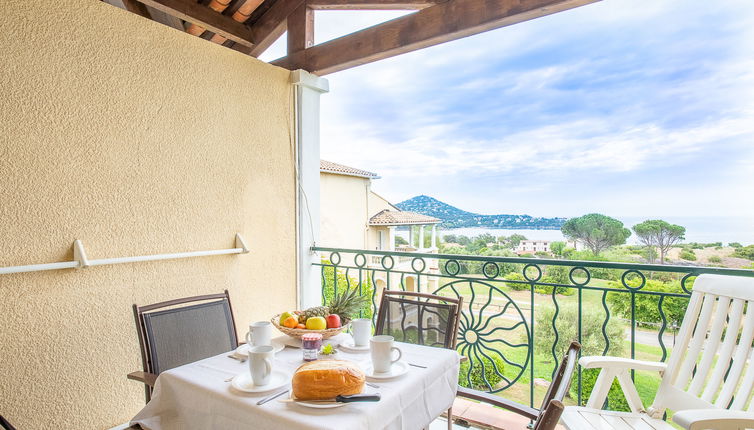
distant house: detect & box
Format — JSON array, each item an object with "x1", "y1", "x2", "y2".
[{"x1": 515, "y1": 239, "x2": 582, "y2": 255}]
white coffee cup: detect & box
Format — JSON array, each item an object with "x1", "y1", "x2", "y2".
[
  {"x1": 351, "y1": 318, "x2": 372, "y2": 347},
  {"x1": 249, "y1": 345, "x2": 274, "y2": 386},
  {"x1": 370, "y1": 335, "x2": 402, "y2": 373},
  {"x1": 246, "y1": 321, "x2": 272, "y2": 347}
]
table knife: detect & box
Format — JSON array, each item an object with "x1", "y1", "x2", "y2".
[
  {"x1": 281, "y1": 393, "x2": 381, "y2": 404},
  {"x1": 257, "y1": 389, "x2": 289, "y2": 405}
]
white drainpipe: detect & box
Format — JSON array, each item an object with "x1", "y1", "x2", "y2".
[{"x1": 291, "y1": 70, "x2": 329, "y2": 310}]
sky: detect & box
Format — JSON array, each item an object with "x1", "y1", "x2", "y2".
[{"x1": 262, "y1": 0, "x2": 754, "y2": 219}]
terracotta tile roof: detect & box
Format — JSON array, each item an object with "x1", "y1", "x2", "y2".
[
  {"x1": 320, "y1": 160, "x2": 380, "y2": 179},
  {"x1": 369, "y1": 209, "x2": 440, "y2": 226}
]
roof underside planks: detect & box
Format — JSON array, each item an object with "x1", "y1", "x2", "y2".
[{"x1": 103, "y1": 0, "x2": 600, "y2": 75}]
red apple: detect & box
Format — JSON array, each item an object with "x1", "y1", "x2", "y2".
[{"x1": 326, "y1": 314, "x2": 341, "y2": 329}]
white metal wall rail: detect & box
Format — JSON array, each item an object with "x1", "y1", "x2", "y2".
[{"x1": 0, "y1": 233, "x2": 249, "y2": 275}]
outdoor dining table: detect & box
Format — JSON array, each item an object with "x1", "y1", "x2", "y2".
[{"x1": 131, "y1": 337, "x2": 461, "y2": 430}]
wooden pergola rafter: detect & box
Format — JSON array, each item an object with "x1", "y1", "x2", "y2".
[{"x1": 104, "y1": 0, "x2": 599, "y2": 75}]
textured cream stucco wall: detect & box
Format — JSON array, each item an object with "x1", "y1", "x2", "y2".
[
  {"x1": 319, "y1": 173, "x2": 396, "y2": 250},
  {"x1": 319, "y1": 173, "x2": 371, "y2": 249},
  {"x1": 0, "y1": 1, "x2": 295, "y2": 428}
]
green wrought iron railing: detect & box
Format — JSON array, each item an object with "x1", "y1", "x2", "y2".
[{"x1": 313, "y1": 246, "x2": 754, "y2": 413}]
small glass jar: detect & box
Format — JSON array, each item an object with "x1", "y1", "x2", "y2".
[{"x1": 301, "y1": 333, "x2": 323, "y2": 362}]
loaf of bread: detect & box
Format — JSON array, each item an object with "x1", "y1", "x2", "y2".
[{"x1": 292, "y1": 360, "x2": 365, "y2": 400}]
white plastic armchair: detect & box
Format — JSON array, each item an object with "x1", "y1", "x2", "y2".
[
  {"x1": 673, "y1": 409, "x2": 754, "y2": 430},
  {"x1": 567, "y1": 274, "x2": 754, "y2": 430},
  {"x1": 579, "y1": 356, "x2": 666, "y2": 413}
]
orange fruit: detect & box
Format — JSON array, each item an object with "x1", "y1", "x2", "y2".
[
  {"x1": 296, "y1": 323, "x2": 306, "y2": 329},
  {"x1": 283, "y1": 316, "x2": 299, "y2": 328}
]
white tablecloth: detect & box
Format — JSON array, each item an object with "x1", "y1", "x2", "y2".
[{"x1": 131, "y1": 339, "x2": 460, "y2": 430}]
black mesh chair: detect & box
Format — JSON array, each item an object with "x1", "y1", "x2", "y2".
[
  {"x1": 457, "y1": 341, "x2": 581, "y2": 430},
  {"x1": 375, "y1": 289, "x2": 463, "y2": 429},
  {"x1": 375, "y1": 289, "x2": 463, "y2": 349},
  {"x1": 0, "y1": 416, "x2": 16, "y2": 430},
  {"x1": 128, "y1": 291, "x2": 239, "y2": 401}
]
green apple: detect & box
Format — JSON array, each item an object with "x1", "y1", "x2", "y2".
[
  {"x1": 279, "y1": 311, "x2": 295, "y2": 325},
  {"x1": 305, "y1": 316, "x2": 327, "y2": 330}
]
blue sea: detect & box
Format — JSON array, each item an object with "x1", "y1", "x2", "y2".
[{"x1": 439, "y1": 216, "x2": 754, "y2": 246}]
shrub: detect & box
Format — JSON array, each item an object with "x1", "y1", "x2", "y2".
[
  {"x1": 575, "y1": 368, "x2": 630, "y2": 411},
  {"x1": 458, "y1": 356, "x2": 505, "y2": 391},
  {"x1": 321, "y1": 260, "x2": 373, "y2": 319},
  {"x1": 680, "y1": 249, "x2": 697, "y2": 261},
  {"x1": 531, "y1": 305, "x2": 626, "y2": 363},
  {"x1": 535, "y1": 278, "x2": 575, "y2": 296},
  {"x1": 530, "y1": 305, "x2": 628, "y2": 410},
  {"x1": 606, "y1": 280, "x2": 688, "y2": 327},
  {"x1": 708, "y1": 255, "x2": 722, "y2": 263},
  {"x1": 729, "y1": 242, "x2": 743, "y2": 249},
  {"x1": 504, "y1": 272, "x2": 529, "y2": 291},
  {"x1": 733, "y1": 245, "x2": 754, "y2": 260}
]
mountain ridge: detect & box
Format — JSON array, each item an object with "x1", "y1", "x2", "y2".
[{"x1": 396, "y1": 195, "x2": 566, "y2": 229}]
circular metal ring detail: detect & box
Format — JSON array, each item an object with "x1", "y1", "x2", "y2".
[
  {"x1": 411, "y1": 257, "x2": 426, "y2": 273},
  {"x1": 523, "y1": 264, "x2": 542, "y2": 282},
  {"x1": 681, "y1": 273, "x2": 696, "y2": 294},
  {"x1": 621, "y1": 270, "x2": 646, "y2": 290},
  {"x1": 329, "y1": 252, "x2": 341, "y2": 266},
  {"x1": 381, "y1": 255, "x2": 395, "y2": 270},
  {"x1": 354, "y1": 253, "x2": 367, "y2": 268},
  {"x1": 569, "y1": 267, "x2": 591, "y2": 286},
  {"x1": 482, "y1": 262, "x2": 500, "y2": 279},
  {"x1": 444, "y1": 259, "x2": 461, "y2": 276}
]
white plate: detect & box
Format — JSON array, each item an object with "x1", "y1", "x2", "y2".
[
  {"x1": 338, "y1": 339, "x2": 370, "y2": 352},
  {"x1": 231, "y1": 370, "x2": 288, "y2": 393},
  {"x1": 286, "y1": 385, "x2": 376, "y2": 409},
  {"x1": 365, "y1": 361, "x2": 409, "y2": 380},
  {"x1": 235, "y1": 340, "x2": 285, "y2": 357}
]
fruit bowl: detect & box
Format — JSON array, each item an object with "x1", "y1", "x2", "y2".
[{"x1": 271, "y1": 314, "x2": 350, "y2": 340}]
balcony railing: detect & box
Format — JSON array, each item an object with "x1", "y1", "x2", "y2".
[{"x1": 313, "y1": 246, "x2": 754, "y2": 415}]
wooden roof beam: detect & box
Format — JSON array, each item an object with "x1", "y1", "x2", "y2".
[
  {"x1": 273, "y1": 0, "x2": 599, "y2": 75},
  {"x1": 307, "y1": 0, "x2": 443, "y2": 10},
  {"x1": 137, "y1": 0, "x2": 257, "y2": 47},
  {"x1": 248, "y1": 0, "x2": 307, "y2": 57}
]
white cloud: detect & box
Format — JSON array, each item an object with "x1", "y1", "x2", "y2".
[{"x1": 315, "y1": 0, "x2": 754, "y2": 217}]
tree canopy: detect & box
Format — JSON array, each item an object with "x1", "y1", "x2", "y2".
[
  {"x1": 550, "y1": 241, "x2": 566, "y2": 257},
  {"x1": 561, "y1": 214, "x2": 631, "y2": 255},
  {"x1": 632, "y1": 219, "x2": 685, "y2": 264}
]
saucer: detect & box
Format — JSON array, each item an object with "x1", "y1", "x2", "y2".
[
  {"x1": 235, "y1": 340, "x2": 285, "y2": 357},
  {"x1": 231, "y1": 370, "x2": 288, "y2": 393},
  {"x1": 365, "y1": 361, "x2": 409, "y2": 380},
  {"x1": 338, "y1": 339, "x2": 370, "y2": 352}
]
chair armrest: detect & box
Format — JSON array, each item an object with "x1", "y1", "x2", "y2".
[
  {"x1": 673, "y1": 409, "x2": 754, "y2": 430},
  {"x1": 128, "y1": 371, "x2": 158, "y2": 387},
  {"x1": 456, "y1": 386, "x2": 539, "y2": 420},
  {"x1": 578, "y1": 357, "x2": 664, "y2": 413},
  {"x1": 579, "y1": 356, "x2": 666, "y2": 372}
]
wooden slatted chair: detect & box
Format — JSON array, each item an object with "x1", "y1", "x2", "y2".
[
  {"x1": 128, "y1": 291, "x2": 239, "y2": 402},
  {"x1": 457, "y1": 341, "x2": 581, "y2": 430},
  {"x1": 562, "y1": 274, "x2": 754, "y2": 430}
]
